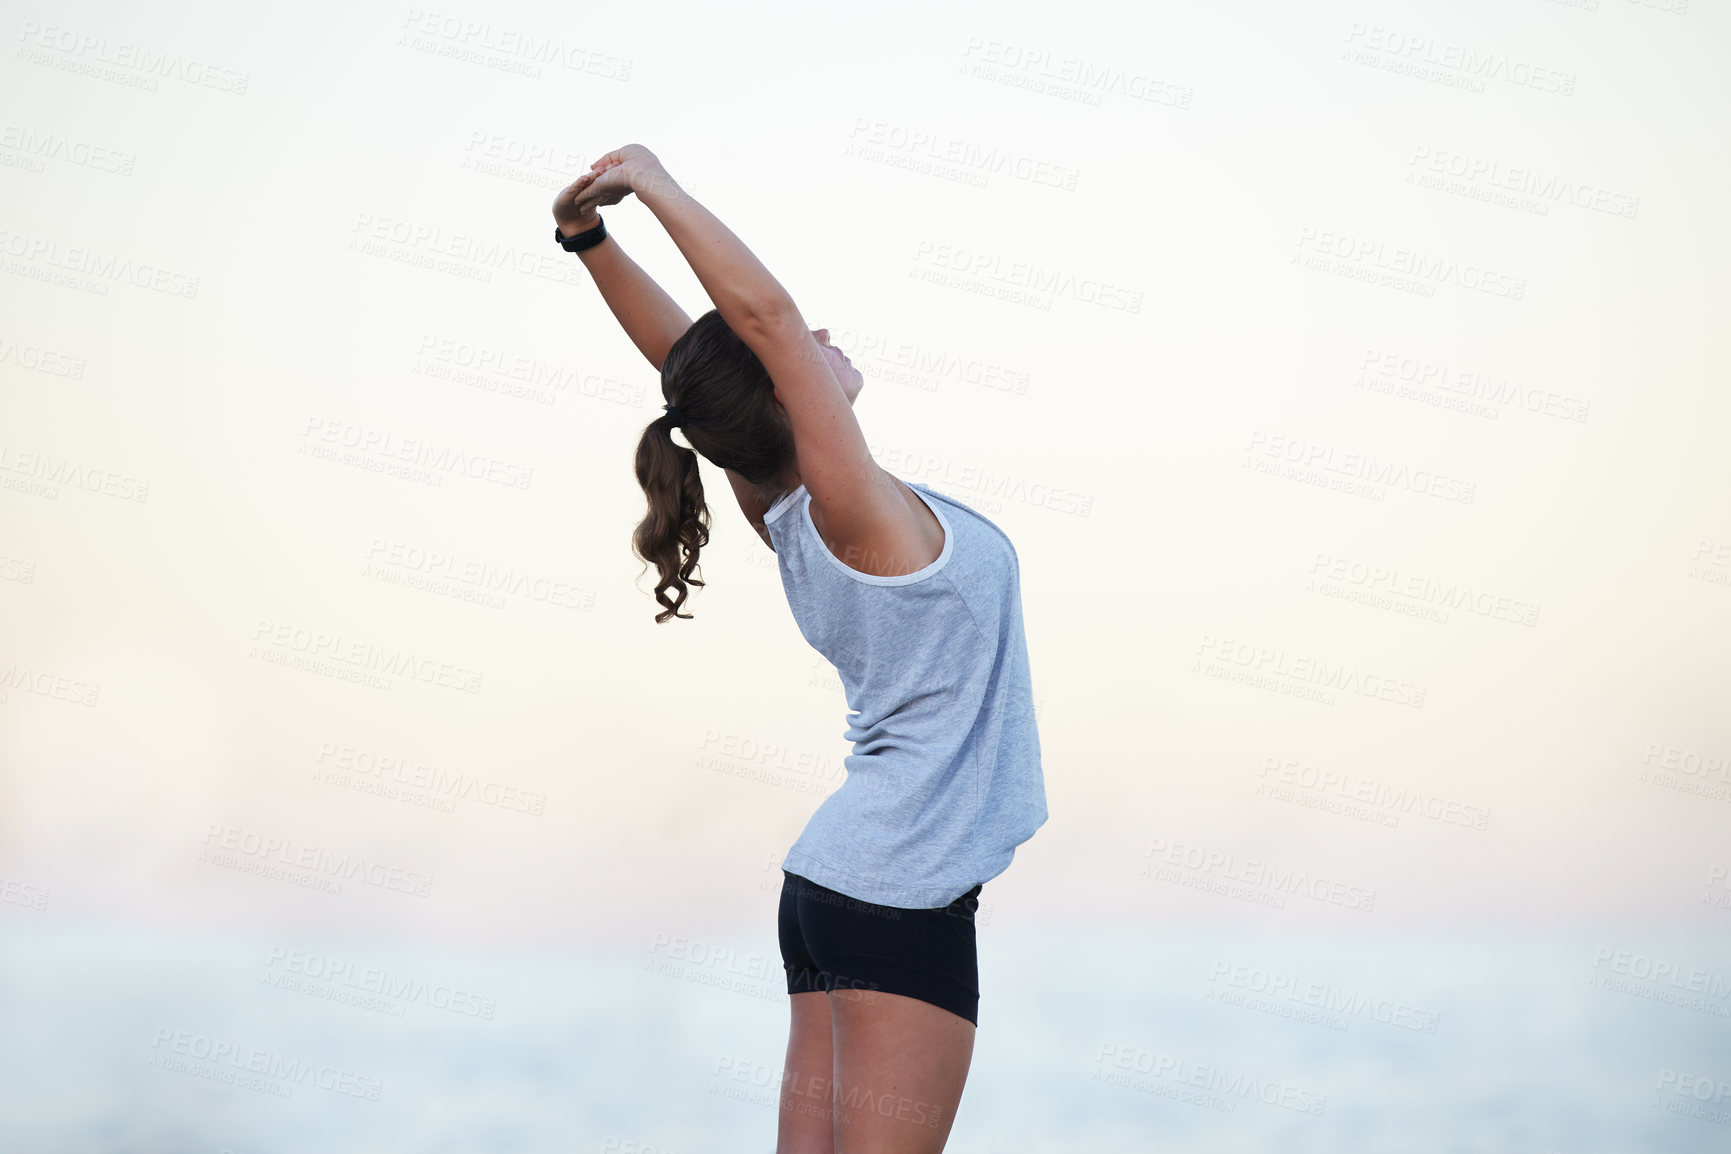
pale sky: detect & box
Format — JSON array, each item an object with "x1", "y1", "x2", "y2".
[{"x1": 1, "y1": 0, "x2": 1727, "y2": 956}]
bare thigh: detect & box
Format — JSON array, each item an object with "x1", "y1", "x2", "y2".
[
  {"x1": 778, "y1": 991, "x2": 836, "y2": 1154},
  {"x1": 829, "y1": 988, "x2": 975, "y2": 1153}
]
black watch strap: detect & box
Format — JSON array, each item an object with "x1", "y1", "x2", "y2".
[{"x1": 555, "y1": 218, "x2": 607, "y2": 252}]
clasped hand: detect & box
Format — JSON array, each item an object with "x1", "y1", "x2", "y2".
[{"x1": 552, "y1": 143, "x2": 665, "y2": 235}]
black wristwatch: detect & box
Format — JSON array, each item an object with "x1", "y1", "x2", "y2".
[{"x1": 555, "y1": 218, "x2": 607, "y2": 252}]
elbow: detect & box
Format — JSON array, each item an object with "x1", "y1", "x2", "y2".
[{"x1": 732, "y1": 292, "x2": 801, "y2": 342}]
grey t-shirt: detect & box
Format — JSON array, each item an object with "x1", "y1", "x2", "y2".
[{"x1": 762, "y1": 478, "x2": 1047, "y2": 908}]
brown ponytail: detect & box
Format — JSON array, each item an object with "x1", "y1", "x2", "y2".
[
  {"x1": 632, "y1": 412, "x2": 711, "y2": 623},
  {"x1": 630, "y1": 309, "x2": 799, "y2": 623}
]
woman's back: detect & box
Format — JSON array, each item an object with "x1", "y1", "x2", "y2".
[{"x1": 763, "y1": 478, "x2": 1048, "y2": 909}]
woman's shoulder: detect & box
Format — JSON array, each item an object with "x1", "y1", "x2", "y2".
[
  {"x1": 906, "y1": 483, "x2": 1019, "y2": 558},
  {"x1": 762, "y1": 484, "x2": 807, "y2": 526}
]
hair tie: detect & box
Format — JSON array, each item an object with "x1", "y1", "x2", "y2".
[{"x1": 662, "y1": 402, "x2": 683, "y2": 427}]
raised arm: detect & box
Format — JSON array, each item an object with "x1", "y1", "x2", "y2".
[
  {"x1": 557, "y1": 157, "x2": 808, "y2": 542},
  {"x1": 554, "y1": 170, "x2": 692, "y2": 372},
  {"x1": 574, "y1": 145, "x2": 899, "y2": 542}
]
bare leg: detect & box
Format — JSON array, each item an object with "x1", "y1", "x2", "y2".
[
  {"x1": 828, "y1": 988, "x2": 975, "y2": 1153},
  {"x1": 778, "y1": 991, "x2": 837, "y2": 1154}
]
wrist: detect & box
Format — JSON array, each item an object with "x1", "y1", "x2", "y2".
[
  {"x1": 631, "y1": 163, "x2": 685, "y2": 204},
  {"x1": 573, "y1": 227, "x2": 611, "y2": 258}
]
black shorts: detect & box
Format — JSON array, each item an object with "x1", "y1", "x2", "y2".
[{"x1": 777, "y1": 869, "x2": 984, "y2": 1026}]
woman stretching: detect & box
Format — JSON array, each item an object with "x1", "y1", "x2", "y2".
[{"x1": 554, "y1": 144, "x2": 1047, "y2": 1154}]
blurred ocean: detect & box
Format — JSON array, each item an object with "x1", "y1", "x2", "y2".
[{"x1": 3, "y1": 918, "x2": 1728, "y2": 1153}]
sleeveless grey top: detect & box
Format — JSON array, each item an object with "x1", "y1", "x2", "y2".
[{"x1": 761, "y1": 478, "x2": 1047, "y2": 908}]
